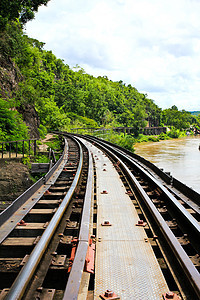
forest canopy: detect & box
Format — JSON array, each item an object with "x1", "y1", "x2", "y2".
[
  {"x1": 0, "y1": 9, "x2": 199, "y2": 142},
  {"x1": 0, "y1": 22, "x2": 163, "y2": 133}
]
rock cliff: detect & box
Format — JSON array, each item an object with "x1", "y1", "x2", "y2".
[{"x1": 0, "y1": 53, "x2": 40, "y2": 138}]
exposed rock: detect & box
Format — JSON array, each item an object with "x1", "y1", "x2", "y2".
[
  {"x1": 18, "y1": 104, "x2": 40, "y2": 139},
  {"x1": 0, "y1": 53, "x2": 40, "y2": 139},
  {"x1": 0, "y1": 54, "x2": 23, "y2": 99}
]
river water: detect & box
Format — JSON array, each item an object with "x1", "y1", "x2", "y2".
[{"x1": 134, "y1": 136, "x2": 200, "y2": 194}]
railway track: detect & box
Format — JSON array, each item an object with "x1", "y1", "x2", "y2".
[
  {"x1": 76, "y1": 134, "x2": 200, "y2": 299},
  {"x1": 0, "y1": 136, "x2": 94, "y2": 299},
  {"x1": 0, "y1": 133, "x2": 199, "y2": 299}
]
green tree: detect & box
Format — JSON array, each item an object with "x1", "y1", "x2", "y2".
[
  {"x1": 0, "y1": 0, "x2": 51, "y2": 29},
  {"x1": 161, "y1": 106, "x2": 193, "y2": 130},
  {"x1": 0, "y1": 19, "x2": 164, "y2": 136},
  {"x1": 36, "y1": 96, "x2": 70, "y2": 130}
]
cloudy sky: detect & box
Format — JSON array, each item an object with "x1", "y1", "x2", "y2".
[{"x1": 25, "y1": 0, "x2": 200, "y2": 111}]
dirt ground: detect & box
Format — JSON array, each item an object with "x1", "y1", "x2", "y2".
[
  {"x1": 0, "y1": 159, "x2": 33, "y2": 205},
  {"x1": 37, "y1": 133, "x2": 55, "y2": 152}
]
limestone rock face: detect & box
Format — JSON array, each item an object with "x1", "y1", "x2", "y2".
[
  {"x1": 0, "y1": 53, "x2": 40, "y2": 139},
  {"x1": 18, "y1": 104, "x2": 40, "y2": 139},
  {"x1": 0, "y1": 54, "x2": 22, "y2": 98}
]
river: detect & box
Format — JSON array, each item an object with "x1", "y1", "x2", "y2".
[{"x1": 134, "y1": 136, "x2": 200, "y2": 194}]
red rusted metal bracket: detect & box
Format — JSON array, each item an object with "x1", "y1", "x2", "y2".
[
  {"x1": 126, "y1": 190, "x2": 133, "y2": 196},
  {"x1": 44, "y1": 190, "x2": 51, "y2": 195},
  {"x1": 136, "y1": 220, "x2": 147, "y2": 227},
  {"x1": 101, "y1": 221, "x2": 112, "y2": 226},
  {"x1": 84, "y1": 237, "x2": 95, "y2": 274},
  {"x1": 101, "y1": 190, "x2": 108, "y2": 194},
  {"x1": 162, "y1": 291, "x2": 181, "y2": 300},
  {"x1": 100, "y1": 289, "x2": 120, "y2": 299},
  {"x1": 68, "y1": 238, "x2": 78, "y2": 273},
  {"x1": 17, "y1": 220, "x2": 27, "y2": 226}
]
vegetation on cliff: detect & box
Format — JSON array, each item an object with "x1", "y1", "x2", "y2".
[
  {"x1": 0, "y1": 1, "x2": 199, "y2": 144},
  {"x1": 0, "y1": 21, "x2": 161, "y2": 139}
]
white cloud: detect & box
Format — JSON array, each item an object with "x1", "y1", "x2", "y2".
[{"x1": 25, "y1": 0, "x2": 200, "y2": 110}]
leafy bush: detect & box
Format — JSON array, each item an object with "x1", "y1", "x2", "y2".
[
  {"x1": 46, "y1": 136, "x2": 62, "y2": 152},
  {"x1": 34, "y1": 154, "x2": 49, "y2": 163},
  {"x1": 103, "y1": 133, "x2": 136, "y2": 152},
  {"x1": 167, "y1": 127, "x2": 187, "y2": 138},
  {"x1": 148, "y1": 136, "x2": 159, "y2": 142},
  {"x1": 119, "y1": 134, "x2": 136, "y2": 151},
  {"x1": 0, "y1": 98, "x2": 29, "y2": 142},
  {"x1": 167, "y1": 127, "x2": 181, "y2": 138},
  {"x1": 22, "y1": 156, "x2": 31, "y2": 168},
  {"x1": 36, "y1": 97, "x2": 71, "y2": 130},
  {"x1": 158, "y1": 132, "x2": 170, "y2": 140},
  {"x1": 135, "y1": 134, "x2": 153, "y2": 143},
  {"x1": 38, "y1": 124, "x2": 47, "y2": 139},
  {"x1": 68, "y1": 113, "x2": 98, "y2": 129}
]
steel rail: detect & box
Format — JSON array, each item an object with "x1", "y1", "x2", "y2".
[
  {"x1": 0, "y1": 138, "x2": 69, "y2": 244},
  {"x1": 81, "y1": 135, "x2": 200, "y2": 238},
  {"x1": 109, "y1": 144, "x2": 200, "y2": 234},
  {"x1": 63, "y1": 136, "x2": 94, "y2": 300},
  {"x1": 5, "y1": 139, "x2": 83, "y2": 300},
  {"x1": 85, "y1": 134, "x2": 200, "y2": 204},
  {"x1": 86, "y1": 135, "x2": 200, "y2": 219},
  {"x1": 78, "y1": 135, "x2": 200, "y2": 299}
]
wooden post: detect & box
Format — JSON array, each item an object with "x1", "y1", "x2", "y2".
[
  {"x1": 34, "y1": 140, "x2": 36, "y2": 156},
  {"x1": 52, "y1": 150, "x2": 56, "y2": 163},
  {"x1": 29, "y1": 140, "x2": 31, "y2": 156},
  {"x1": 34, "y1": 140, "x2": 37, "y2": 156},
  {"x1": 23, "y1": 141, "x2": 25, "y2": 157},
  {"x1": 9, "y1": 143, "x2": 11, "y2": 158},
  {"x1": 48, "y1": 148, "x2": 52, "y2": 160}
]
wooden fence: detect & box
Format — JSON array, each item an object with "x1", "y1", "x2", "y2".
[{"x1": 0, "y1": 139, "x2": 38, "y2": 159}]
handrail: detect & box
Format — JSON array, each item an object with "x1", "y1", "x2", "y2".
[
  {"x1": 0, "y1": 138, "x2": 38, "y2": 144},
  {"x1": 0, "y1": 139, "x2": 38, "y2": 158}
]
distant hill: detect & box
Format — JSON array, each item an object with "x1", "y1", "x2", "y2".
[{"x1": 189, "y1": 111, "x2": 200, "y2": 116}]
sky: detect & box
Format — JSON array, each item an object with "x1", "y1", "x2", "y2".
[{"x1": 25, "y1": 0, "x2": 200, "y2": 111}]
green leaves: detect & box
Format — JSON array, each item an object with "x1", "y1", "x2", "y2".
[
  {"x1": 0, "y1": 0, "x2": 50, "y2": 29},
  {"x1": 161, "y1": 106, "x2": 193, "y2": 130},
  {"x1": 0, "y1": 98, "x2": 28, "y2": 141},
  {"x1": 36, "y1": 96, "x2": 70, "y2": 130},
  {"x1": 0, "y1": 20, "x2": 174, "y2": 136}
]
